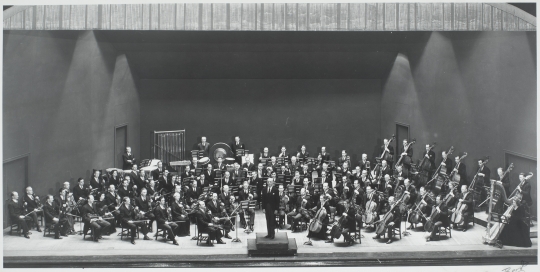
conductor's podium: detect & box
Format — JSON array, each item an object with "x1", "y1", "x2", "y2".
[{"x1": 247, "y1": 233, "x2": 297, "y2": 256}]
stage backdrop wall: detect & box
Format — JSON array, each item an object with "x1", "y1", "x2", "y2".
[
  {"x1": 139, "y1": 79, "x2": 381, "y2": 165},
  {"x1": 381, "y1": 31, "x2": 536, "y2": 217},
  {"x1": 3, "y1": 30, "x2": 141, "y2": 195}
]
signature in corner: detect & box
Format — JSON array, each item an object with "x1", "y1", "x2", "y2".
[{"x1": 502, "y1": 261, "x2": 529, "y2": 272}]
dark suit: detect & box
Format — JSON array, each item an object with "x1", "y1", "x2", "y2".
[
  {"x1": 380, "y1": 145, "x2": 395, "y2": 161},
  {"x1": 81, "y1": 202, "x2": 111, "y2": 240},
  {"x1": 213, "y1": 163, "x2": 226, "y2": 172},
  {"x1": 358, "y1": 159, "x2": 371, "y2": 172},
  {"x1": 122, "y1": 152, "x2": 136, "y2": 170},
  {"x1": 90, "y1": 177, "x2": 102, "y2": 192},
  {"x1": 198, "y1": 142, "x2": 210, "y2": 156},
  {"x1": 278, "y1": 152, "x2": 290, "y2": 160},
  {"x1": 297, "y1": 151, "x2": 310, "y2": 161},
  {"x1": 242, "y1": 162, "x2": 256, "y2": 172},
  {"x1": 319, "y1": 152, "x2": 331, "y2": 165},
  {"x1": 152, "y1": 167, "x2": 165, "y2": 181},
  {"x1": 230, "y1": 169, "x2": 244, "y2": 185},
  {"x1": 440, "y1": 157, "x2": 454, "y2": 176},
  {"x1": 194, "y1": 208, "x2": 223, "y2": 241},
  {"x1": 43, "y1": 201, "x2": 69, "y2": 238},
  {"x1": 204, "y1": 170, "x2": 217, "y2": 186},
  {"x1": 231, "y1": 142, "x2": 245, "y2": 163},
  {"x1": 8, "y1": 199, "x2": 31, "y2": 234},
  {"x1": 456, "y1": 163, "x2": 468, "y2": 188},
  {"x1": 23, "y1": 194, "x2": 43, "y2": 230},
  {"x1": 262, "y1": 185, "x2": 279, "y2": 237},
  {"x1": 155, "y1": 205, "x2": 177, "y2": 241},
  {"x1": 455, "y1": 191, "x2": 473, "y2": 229},
  {"x1": 118, "y1": 203, "x2": 148, "y2": 239},
  {"x1": 73, "y1": 184, "x2": 89, "y2": 202},
  {"x1": 186, "y1": 186, "x2": 202, "y2": 206},
  {"x1": 131, "y1": 173, "x2": 145, "y2": 194}
]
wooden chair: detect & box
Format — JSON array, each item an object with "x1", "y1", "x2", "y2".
[
  {"x1": 120, "y1": 221, "x2": 140, "y2": 240},
  {"x1": 195, "y1": 217, "x2": 210, "y2": 245},
  {"x1": 83, "y1": 222, "x2": 96, "y2": 240},
  {"x1": 383, "y1": 222, "x2": 402, "y2": 240},
  {"x1": 42, "y1": 214, "x2": 53, "y2": 237},
  {"x1": 436, "y1": 225, "x2": 452, "y2": 239}
]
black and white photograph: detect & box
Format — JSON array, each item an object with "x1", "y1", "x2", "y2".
[{"x1": 1, "y1": 0, "x2": 538, "y2": 270}]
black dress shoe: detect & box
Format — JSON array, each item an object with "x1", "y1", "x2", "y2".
[
  {"x1": 37, "y1": 229, "x2": 42, "y2": 233},
  {"x1": 94, "y1": 239, "x2": 99, "y2": 242},
  {"x1": 131, "y1": 240, "x2": 136, "y2": 245},
  {"x1": 224, "y1": 234, "x2": 232, "y2": 239},
  {"x1": 173, "y1": 240, "x2": 179, "y2": 246},
  {"x1": 325, "y1": 239, "x2": 334, "y2": 243},
  {"x1": 55, "y1": 236, "x2": 62, "y2": 239},
  {"x1": 264, "y1": 235, "x2": 270, "y2": 238},
  {"x1": 98, "y1": 236, "x2": 103, "y2": 239},
  {"x1": 217, "y1": 239, "x2": 226, "y2": 244},
  {"x1": 24, "y1": 234, "x2": 30, "y2": 239},
  {"x1": 144, "y1": 235, "x2": 151, "y2": 240},
  {"x1": 386, "y1": 239, "x2": 393, "y2": 244},
  {"x1": 462, "y1": 228, "x2": 467, "y2": 232},
  {"x1": 269, "y1": 236, "x2": 275, "y2": 239}
]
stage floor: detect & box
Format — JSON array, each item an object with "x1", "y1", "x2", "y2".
[{"x1": 3, "y1": 209, "x2": 537, "y2": 267}]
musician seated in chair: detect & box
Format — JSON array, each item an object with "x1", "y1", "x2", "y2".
[
  {"x1": 119, "y1": 197, "x2": 151, "y2": 245},
  {"x1": 81, "y1": 195, "x2": 111, "y2": 242},
  {"x1": 171, "y1": 192, "x2": 191, "y2": 237},
  {"x1": 287, "y1": 188, "x2": 313, "y2": 232},
  {"x1": 7, "y1": 192, "x2": 32, "y2": 238},
  {"x1": 451, "y1": 185, "x2": 473, "y2": 232},
  {"x1": 373, "y1": 196, "x2": 402, "y2": 244},
  {"x1": 277, "y1": 185, "x2": 290, "y2": 229},
  {"x1": 56, "y1": 189, "x2": 76, "y2": 234},
  {"x1": 43, "y1": 194, "x2": 70, "y2": 239},
  {"x1": 23, "y1": 186, "x2": 43, "y2": 233},
  {"x1": 426, "y1": 195, "x2": 450, "y2": 242},
  {"x1": 194, "y1": 200, "x2": 226, "y2": 245},
  {"x1": 307, "y1": 194, "x2": 331, "y2": 240},
  {"x1": 326, "y1": 200, "x2": 356, "y2": 245},
  {"x1": 206, "y1": 193, "x2": 233, "y2": 239},
  {"x1": 407, "y1": 186, "x2": 434, "y2": 230},
  {"x1": 154, "y1": 197, "x2": 179, "y2": 245},
  {"x1": 134, "y1": 188, "x2": 156, "y2": 232},
  {"x1": 96, "y1": 193, "x2": 117, "y2": 233},
  {"x1": 238, "y1": 181, "x2": 255, "y2": 231}
]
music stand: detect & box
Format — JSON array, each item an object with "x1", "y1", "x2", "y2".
[
  {"x1": 231, "y1": 210, "x2": 241, "y2": 243},
  {"x1": 277, "y1": 157, "x2": 288, "y2": 166},
  {"x1": 240, "y1": 201, "x2": 253, "y2": 234},
  {"x1": 277, "y1": 174, "x2": 285, "y2": 184}
]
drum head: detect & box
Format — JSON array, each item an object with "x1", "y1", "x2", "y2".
[
  {"x1": 199, "y1": 157, "x2": 210, "y2": 165},
  {"x1": 210, "y1": 142, "x2": 234, "y2": 164}
]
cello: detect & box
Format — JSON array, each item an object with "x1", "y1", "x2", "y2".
[
  {"x1": 395, "y1": 138, "x2": 416, "y2": 167},
  {"x1": 427, "y1": 146, "x2": 454, "y2": 194},
  {"x1": 409, "y1": 190, "x2": 435, "y2": 225},
  {"x1": 375, "y1": 191, "x2": 409, "y2": 236},
  {"x1": 424, "y1": 186, "x2": 457, "y2": 232},
  {"x1": 308, "y1": 198, "x2": 329, "y2": 234},
  {"x1": 362, "y1": 188, "x2": 378, "y2": 225},
  {"x1": 415, "y1": 142, "x2": 436, "y2": 187}
]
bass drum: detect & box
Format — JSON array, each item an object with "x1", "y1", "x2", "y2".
[{"x1": 209, "y1": 142, "x2": 234, "y2": 165}]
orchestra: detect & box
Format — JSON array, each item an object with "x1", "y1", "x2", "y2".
[{"x1": 6, "y1": 137, "x2": 534, "y2": 251}]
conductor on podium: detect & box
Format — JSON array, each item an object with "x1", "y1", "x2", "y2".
[{"x1": 262, "y1": 178, "x2": 279, "y2": 239}]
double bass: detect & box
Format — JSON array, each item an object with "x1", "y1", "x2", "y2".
[
  {"x1": 372, "y1": 135, "x2": 395, "y2": 178},
  {"x1": 395, "y1": 138, "x2": 416, "y2": 167},
  {"x1": 449, "y1": 153, "x2": 468, "y2": 183},
  {"x1": 415, "y1": 142, "x2": 436, "y2": 187},
  {"x1": 469, "y1": 156, "x2": 489, "y2": 209},
  {"x1": 427, "y1": 146, "x2": 454, "y2": 194}
]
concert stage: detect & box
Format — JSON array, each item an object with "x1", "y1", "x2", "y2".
[{"x1": 3, "y1": 210, "x2": 537, "y2": 268}]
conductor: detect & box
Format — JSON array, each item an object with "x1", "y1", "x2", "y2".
[{"x1": 262, "y1": 178, "x2": 279, "y2": 239}]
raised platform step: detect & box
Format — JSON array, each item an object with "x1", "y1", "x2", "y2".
[
  {"x1": 474, "y1": 212, "x2": 537, "y2": 238},
  {"x1": 248, "y1": 232, "x2": 297, "y2": 256}
]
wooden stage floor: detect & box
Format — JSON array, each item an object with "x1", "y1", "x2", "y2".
[{"x1": 3, "y1": 209, "x2": 537, "y2": 268}]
